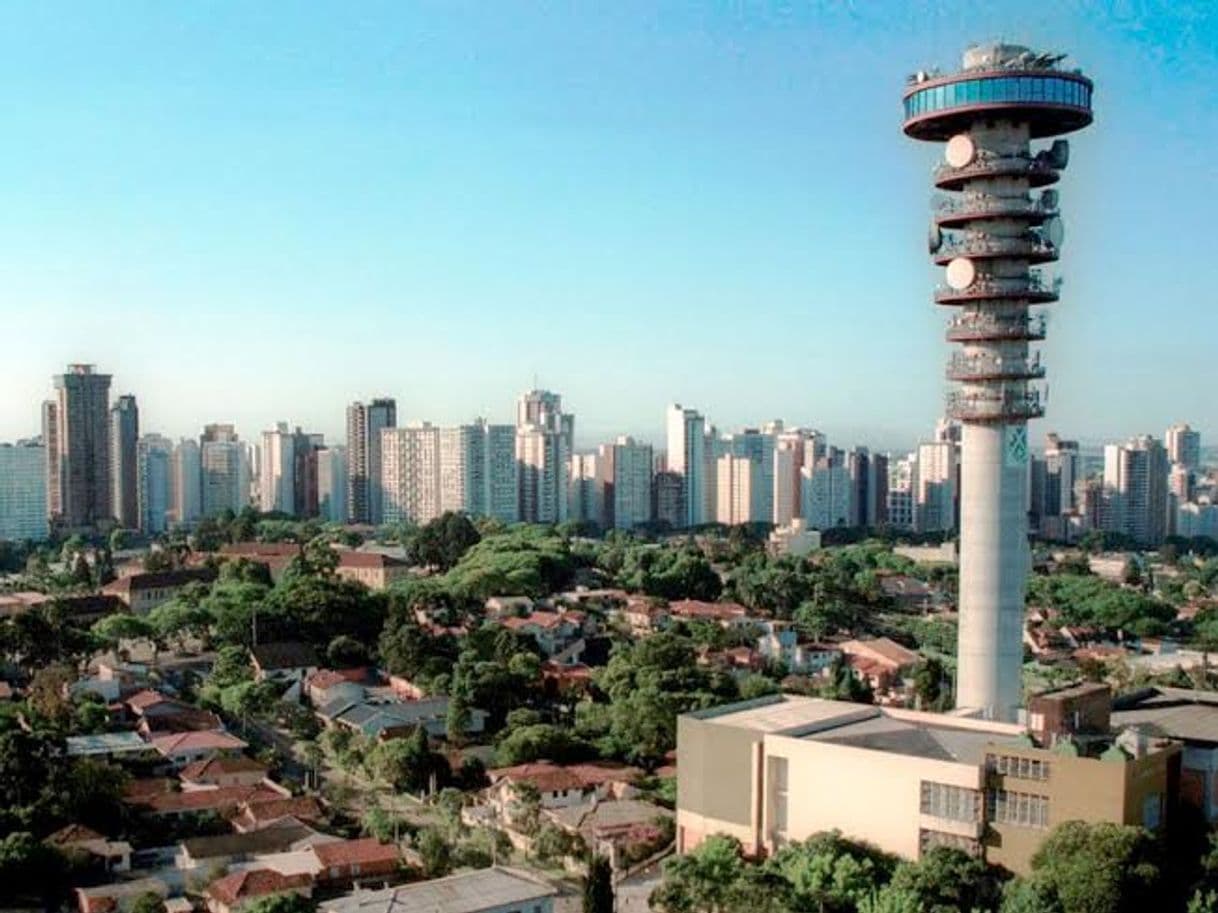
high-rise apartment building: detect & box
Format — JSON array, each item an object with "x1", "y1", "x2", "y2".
[
  {"x1": 886, "y1": 453, "x2": 917, "y2": 531},
  {"x1": 382, "y1": 424, "x2": 442, "y2": 526},
  {"x1": 653, "y1": 469, "x2": 684, "y2": 529},
  {"x1": 292, "y1": 429, "x2": 325, "y2": 518},
  {"x1": 172, "y1": 438, "x2": 203, "y2": 525},
  {"x1": 316, "y1": 445, "x2": 348, "y2": 524},
  {"x1": 608, "y1": 436, "x2": 654, "y2": 531},
  {"x1": 726, "y1": 429, "x2": 775, "y2": 526},
  {"x1": 846, "y1": 446, "x2": 886, "y2": 528},
  {"x1": 666, "y1": 405, "x2": 707, "y2": 528},
  {"x1": 259, "y1": 423, "x2": 297, "y2": 514},
  {"x1": 1166, "y1": 423, "x2": 1201, "y2": 471},
  {"x1": 41, "y1": 400, "x2": 60, "y2": 520},
  {"x1": 437, "y1": 420, "x2": 519, "y2": 522},
  {"x1": 0, "y1": 441, "x2": 48, "y2": 542},
  {"x1": 48, "y1": 364, "x2": 113, "y2": 530},
  {"x1": 567, "y1": 453, "x2": 603, "y2": 527},
  {"x1": 137, "y1": 435, "x2": 173, "y2": 534},
  {"x1": 716, "y1": 454, "x2": 755, "y2": 526},
  {"x1": 1103, "y1": 435, "x2": 1169, "y2": 547},
  {"x1": 517, "y1": 390, "x2": 574, "y2": 454},
  {"x1": 802, "y1": 450, "x2": 851, "y2": 530},
  {"x1": 346, "y1": 398, "x2": 397, "y2": 525},
  {"x1": 915, "y1": 441, "x2": 957, "y2": 534},
  {"x1": 109, "y1": 395, "x2": 139, "y2": 529},
  {"x1": 1031, "y1": 433, "x2": 1080, "y2": 540},
  {"x1": 516, "y1": 390, "x2": 573, "y2": 526},
  {"x1": 200, "y1": 424, "x2": 245, "y2": 518}
]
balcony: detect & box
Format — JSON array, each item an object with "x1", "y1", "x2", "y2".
[
  {"x1": 935, "y1": 193, "x2": 1058, "y2": 228},
  {"x1": 946, "y1": 352, "x2": 1045, "y2": 382},
  {"x1": 933, "y1": 234, "x2": 1058, "y2": 266},
  {"x1": 934, "y1": 152, "x2": 1060, "y2": 190},
  {"x1": 946, "y1": 389, "x2": 1045, "y2": 422},
  {"x1": 935, "y1": 273, "x2": 1061, "y2": 305},
  {"x1": 946, "y1": 312, "x2": 1047, "y2": 342}
]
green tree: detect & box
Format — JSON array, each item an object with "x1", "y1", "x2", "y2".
[
  {"x1": 765, "y1": 831, "x2": 897, "y2": 913},
  {"x1": 1017, "y1": 821, "x2": 1162, "y2": 913},
  {"x1": 409, "y1": 512, "x2": 483, "y2": 571},
  {"x1": 0, "y1": 831, "x2": 69, "y2": 907},
  {"x1": 129, "y1": 892, "x2": 168, "y2": 913},
  {"x1": 650, "y1": 834, "x2": 747, "y2": 913},
  {"x1": 885, "y1": 845, "x2": 1002, "y2": 913},
  {"x1": 243, "y1": 895, "x2": 316, "y2": 913},
  {"x1": 416, "y1": 827, "x2": 453, "y2": 878},
  {"x1": 585, "y1": 854, "x2": 615, "y2": 913}
]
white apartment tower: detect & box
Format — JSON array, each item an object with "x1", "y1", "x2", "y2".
[
  {"x1": 259, "y1": 423, "x2": 297, "y2": 514},
  {"x1": 716, "y1": 454, "x2": 755, "y2": 526},
  {"x1": 382, "y1": 424, "x2": 442, "y2": 526},
  {"x1": 1166, "y1": 423, "x2": 1201, "y2": 471},
  {"x1": 1102, "y1": 436, "x2": 1169, "y2": 547},
  {"x1": 609, "y1": 436, "x2": 654, "y2": 531}
]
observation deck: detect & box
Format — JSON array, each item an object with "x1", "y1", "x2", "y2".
[{"x1": 902, "y1": 47, "x2": 1093, "y2": 142}]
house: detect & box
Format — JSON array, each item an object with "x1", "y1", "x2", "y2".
[
  {"x1": 65, "y1": 731, "x2": 155, "y2": 761},
  {"x1": 838, "y1": 638, "x2": 920, "y2": 692},
  {"x1": 545, "y1": 798, "x2": 673, "y2": 869},
  {"x1": 620, "y1": 597, "x2": 670, "y2": 636},
  {"x1": 46, "y1": 824, "x2": 132, "y2": 873},
  {"x1": 251, "y1": 642, "x2": 321, "y2": 685},
  {"x1": 668, "y1": 599, "x2": 753, "y2": 629},
  {"x1": 501, "y1": 611, "x2": 583, "y2": 657},
  {"x1": 755, "y1": 621, "x2": 840, "y2": 675},
  {"x1": 217, "y1": 542, "x2": 303, "y2": 582},
  {"x1": 206, "y1": 869, "x2": 312, "y2": 913},
  {"x1": 129, "y1": 785, "x2": 286, "y2": 819},
  {"x1": 486, "y1": 761, "x2": 642, "y2": 823},
  {"x1": 485, "y1": 595, "x2": 535, "y2": 617},
  {"x1": 230, "y1": 795, "x2": 327, "y2": 833},
  {"x1": 319, "y1": 866, "x2": 557, "y2": 913},
  {"x1": 386, "y1": 675, "x2": 427, "y2": 700},
  {"x1": 176, "y1": 824, "x2": 332, "y2": 871},
  {"x1": 102, "y1": 568, "x2": 217, "y2": 614},
  {"x1": 878, "y1": 574, "x2": 937, "y2": 612},
  {"x1": 335, "y1": 551, "x2": 411, "y2": 591},
  {"x1": 150, "y1": 730, "x2": 248, "y2": 768},
  {"x1": 556, "y1": 588, "x2": 629, "y2": 612},
  {"x1": 77, "y1": 879, "x2": 171, "y2": 913},
  {"x1": 310, "y1": 838, "x2": 402, "y2": 885},
  {"x1": 318, "y1": 688, "x2": 487, "y2": 741},
  {"x1": 305, "y1": 668, "x2": 369, "y2": 704},
  {"x1": 128, "y1": 689, "x2": 226, "y2": 734},
  {"x1": 180, "y1": 755, "x2": 270, "y2": 789}
]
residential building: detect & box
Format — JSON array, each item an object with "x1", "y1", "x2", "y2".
[
  {"x1": 609, "y1": 436, "x2": 653, "y2": 530},
  {"x1": 767, "y1": 518, "x2": 822, "y2": 558},
  {"x1": 666, "y1": 404, "x2": 707, "y2": 527},
  {"x1": 438, "y1": 420, "x2": 520, "y2": 522},
  {"x1": 567, "y1": 452, "x2": 603, "y2": 526},
  {"x1": 716, "y1": 454, "x2": 755, "y2": 525},
  {"x1": 346, "y1": 398, "x2": 396, "y2": 525},
  {"x1": 1177, "y1": 501, "x2": 1218, "y2": 541},
  {"x1": 319, "y1": 867, "x2": 557, "y2": 913},
  {"x1": 201, "y1": 425, "x2": 246, "y2": 517},
  {"x1": 315, "y1": 445, "x2": 348, "y2": 523},
  {"x1": 1102, "y1": 435, "x2": 1170, "y2": 546},
  {"x1": 137, "y1": 434, "x2": 174, "y2": 534},
  {"x1": 259, "y1": 423, "x2": 296, "y2": 514},
  {"x1": 653, "y1": 468, "x2": 684, "y2": 528},
  {"x1": 292, "y1": 429, "x2": 325, "y2": 517},
  {"x1": 49, "y1": 364, "x2": 113, "y2": 530},
  {"x1": 802, "y1": 449, "x2": 851, "y2": 531},
  {"x1": 334, "y1": 552, "x2": 411, "y2": 590},
  {"x1": 1033, "y1": 433, "x2": 1080, "y2": 539},
  {"x1": 677, "y1": 693, "x2": 1179, "y2": 875},
  {"x1": 0, "y1": 441, "x2": 47, "y2": 541},
  {"x1": 110, "y1": 394, "x2": 139, "y2": 528},
  {"x1": 517, "y1": 389, "x2": 574, "y2": 454},
  {"x1": 847, "y1": 446, "x2": 886, "y2": 528},
  {"x1": 726, "y1": 429, "x2": 775, "y2": 524},
  {"x1": 886, "y1": 453, "x2": 917, "y2": 531},
  {"x1": 103, "y1": 568, "x2": 217, "y2": 614},
  {"x1": 172, "y1": 438, "x2": 203, "y2": 525},
  {"x1": 381, "y1": 423, "x2": 441, "y2": 525},
  {"x1": 41, "y1": 399, "x2": 60, "y2": 519},
  {"x1": 1167, "y1": 423, "x2": 1202, "y2": 471},
  {"x1": 517, "y1": 423, "x2": 568, "y2": 524},
  {"x1": 916, "y1": 441, "x2": 957, "y2": 533}
]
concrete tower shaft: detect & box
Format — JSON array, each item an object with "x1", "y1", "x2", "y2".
[{"x1": 903, "y1": 44, "x2": 1093, "y2": 720}]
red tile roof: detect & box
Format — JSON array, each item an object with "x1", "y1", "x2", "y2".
[
  {"x1": 207, "y1": 869, "x2": 311, "y2": 905},
  {"x1": 311, "y1": 837, "x2": 400, "y2": 869},
  {"x1": 220, "y1": 543, "x2": 303, "y2": 558},
  {"x1": 233, "y1": 796, "x2": 326, "y2": 828},
  {"x1": 126, "y1": 689, "x2": 170, "y2": 712},
  {"x1": 502, "y1": 611, "x2": 571, "y2": 632},
  {"x1": 179, "y1": 755, "x2": 268, "y2": 781},
  {"x1": 150, "y1": 730, "x2": 247, "y2": 756},
  {"x1": 133, "y1": 785, "x2": 282, "y2": 814},
  {"x1": 47, "y1": 824, "x2": 105, "y2": 846},
  {"x1": 490, "y1": 760, "x2": 640, "y2": 793},
  {"x1": 337, "y1": 551, "x2": 408, "y2": 569}
]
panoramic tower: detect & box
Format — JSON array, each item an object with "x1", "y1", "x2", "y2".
[{"x1": 902, "y1": 44, "x2": 1093, "y2": 720}]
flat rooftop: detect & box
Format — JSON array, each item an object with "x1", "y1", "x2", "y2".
[{"x1": 691, "y1": 695, "x2": 1028, "y2": 762}]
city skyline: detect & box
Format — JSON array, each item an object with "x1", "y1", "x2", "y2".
[{"x1": 2, "y1": 3, "x2": 1216, "y2": 446}]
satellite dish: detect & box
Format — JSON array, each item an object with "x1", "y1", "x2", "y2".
[
  {"x1": 1040, "y1": 189, "x2": 1059, "y2": 211},
  {"x1": 1044, "y1": 215, "x2": 1064, "y2": 247},
  {"x1": 945, "y1": 134, "x2": 976, "y2": 168},
  {"x1": 1050, "y1": 139, "x2": 1070, "y2": 168},
  {"x1": 945, "y1": 257, "x2": 976, "y2": 290},
  {"x1": 928, "y1": 223, "x2": 943, "y2": 254}
]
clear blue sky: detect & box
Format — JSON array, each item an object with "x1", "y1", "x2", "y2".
[{"x1": 2, "y1": 1, "x2": 1215, "y2": 452}]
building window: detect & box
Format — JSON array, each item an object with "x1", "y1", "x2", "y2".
[
  {"x1": 1143, "y1": 794, "x2": 1163, "y2": 830},
  {"x1": 920, "y1": 781, "x2": 981, "y2": 822},
  {"x1": 770, "y1": 757, "x2": 789, "y2": 837},
  {"x1": 987, "y1": 789, "x2": 1049, "y2": 829},
  {"x1": 986, "y1": 753, "x2": 1050, "y2": 781}
]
